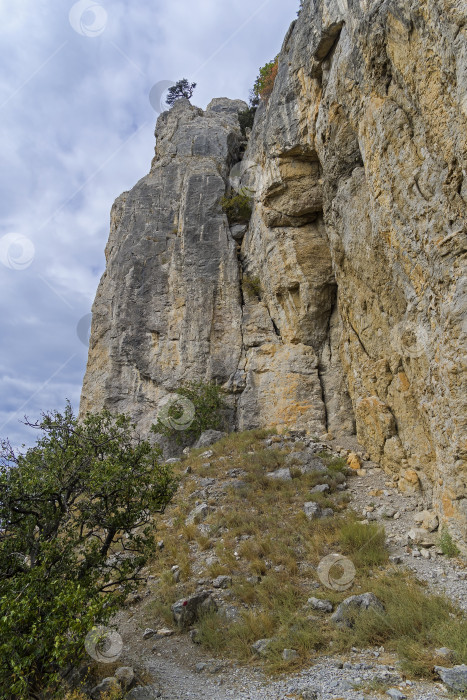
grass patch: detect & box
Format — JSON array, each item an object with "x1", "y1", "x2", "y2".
[
  {"x1": 142, "y1": 429, "x2": 465, "y2": 680},
  {"x1": 334, "y1": 571, "x2": 467, "y2": 676},
  {"x1": 338, "y1": 518, "x2": 388, "y2": 568}
]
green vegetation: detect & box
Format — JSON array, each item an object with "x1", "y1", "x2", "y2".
[
  {"x1": 238, "y1": 106, "x2": 257, "y2": 136},
  {"x1": 252, "y1": 56, "x2": 279, "y2": 104},
  {"x1": 151, "y1": 380, "x2": 228, "y2": 446},
  {"x1": 438, "y1": 526, "x2": 460, "y2": 558},
  {"x1": 0, "y1": 404, "x2": 177, "y2": 699},
  {"x1": 339, "y1": 518, "x2": 388, "y2": 568},
  {"x1": 166, "y1": 78, "x2": 196, "y2": 107},
  {"x1": 335, "y1": 571, "x2": 467, "y2": 677},
  {"x1": 142, "y1": 430, "x2": 467, "y2": 679},
  {"x1": 242, "y1": 275, "x2": 262, "y2": 299},
  {"x1": 220, "y1": 192, "x2": 253, "y2": 224}
]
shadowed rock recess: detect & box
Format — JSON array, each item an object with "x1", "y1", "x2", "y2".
[{"x1": 81, "y1": 0, "x2": 467, "y2": 546}]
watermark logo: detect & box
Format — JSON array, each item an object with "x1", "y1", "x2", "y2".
[
  {"x1": 393, "y1": 320, "x2": 429, "y2": 359},
  {"x1": 69, "y1": 1, "x2": 108, "y2": 38},
  {"x1": 77, "y1": 313, "x2": 93, "y2": 347},
  {"x1": 157, "y1": 394, "x2": 195, "y2": 431},
  {"x1": 317, "y1": 553, "x2": 355, "y2": 591},
  {"x1": 229, "y1": 159, "x2": 261, "y2": 198},
  {"x1": 149, "y1": 81, "x2": 176, "y2": 115},
  {"x1": 0, "y1": 233, "x2": 35, "y2": 271},
  {"x1": 85, "y1": 626, "x2": 123, "y2": 663}
]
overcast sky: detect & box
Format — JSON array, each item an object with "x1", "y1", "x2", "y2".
[{"x1": 0, "y1": 0, "x2": 298, "y2": 449}]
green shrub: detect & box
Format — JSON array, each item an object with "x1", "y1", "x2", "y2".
[
  {"x1": 242, "y1": 275, "x2": 262, "y2": 298},
  {"x1": 438, "y1": 527, "x2": 460, "y2": 557},
  {"x1": 0, "y1": 404, "x2": 177, "y2": 699},
  {"x1": 220, "y1": 192, "x2": 253, "y2": 224},
  {"x1": 238, "y1": 106, "x2": 257, "y2": 136},
  {"x1": 151, "y1": 380, "x2": 228, "y2": 446}
]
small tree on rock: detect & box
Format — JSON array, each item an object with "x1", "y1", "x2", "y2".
[{"x1": 166, "y1": 78, "x2": 197, "y2": 107}]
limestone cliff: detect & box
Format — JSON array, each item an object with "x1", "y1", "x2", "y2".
[{"x1": 81, "y1": 0, "x2": 467, "y2": 543}]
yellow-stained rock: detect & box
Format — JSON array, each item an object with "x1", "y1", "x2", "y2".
[{"x1": 347, "y1": 452, "x2": 362, "y2": 471}]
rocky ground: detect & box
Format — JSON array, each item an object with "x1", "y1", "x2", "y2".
[{"x1": 86, "y1": 431, "x2": 466, "y2": 700}]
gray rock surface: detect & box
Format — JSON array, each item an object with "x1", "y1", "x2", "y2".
[
  {"x1": 308, "y1": 597, "x2": 333, "y2": 613},
  {"x1": 251, "y1": 638, "x2": 273, "y2": 656},
  {"x1": 115, "y1": 666, "x2": 135, "y2": 690},
  {"x1": 304, "y1": 502, "x2": 322, "y2": 520},
  {"x1": 434, "y1": 664, "x2": 467, "y2": 692},
  {"x1": 91, "y1": 677, "x2": 120, "y2": 699},
  {"x1": 172, "y1": 590, "x2": 217, "y2": 630},
  {"x1": 194, "y1": 430, "x2": 226, "y2": 449}
]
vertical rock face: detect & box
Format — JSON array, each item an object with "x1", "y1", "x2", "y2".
[
  {"x1": 238, "y1": 0, "x2": 466, "y2": 540},
  {"x1": 80, "y1": 98, "x2": 247, "y2": 434},
  {"x1": 81, "y1": 0, "x2": 467, "y2": 543}
]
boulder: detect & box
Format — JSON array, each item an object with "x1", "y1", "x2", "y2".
[
  {"x1": 407, "y1": 527, "x2": 436, "y2": 547},
  {"x1": 347, "y1": 452, "x2": 362, "y2": 470},
  {"x1": 186, "y1": 503, "x2": 209, "y2": 525},
  {"x1": 115, "y1": 666, "x2": 134, "y2": 690},
  {"x1": 413, "y1": 510, "x2": 439, "y2": 532},
  {"x1": 266, "y1": 467, "x2": 292, "y2": 481},
  {"x1": 282, "y1": 648, "x2": 299, "y2": 660},
  {"x1": 91, "y1": 677, "x2": 120, "y2": 699},
  {"x1": 386, "y1": 690, "x2": 406, "y2": 700},
  {"x1": 230, "y1": 224, "x2": 248, "y2": 241},
  {"x1": 311, "y1": 484, "x2": 330, "y2": 493},
  {"x1": 398, "y1": 469, "x2": 421, "y2": 494},
  {"x1": 307, "y1": 596, "x2": 333, "y2": 612},
  {"x1": 304, "y1": 502, "x2": 322, "y2": 520},
  {"x1": 212, "y1": 575, "x2": 232, "y2": 589},
  {"x1": 194, "y1": 430, "x2": 226, "y2": 449},
  {"x1": 251, "y1": 638, "x2": 273, "y2": 656},
  {"x1": 172, "y1": 590, "x2": 217, "y2": 630},
  {"x1": 331, "y1": 592, "x2": 385, "y2": 628},
  {"x1": 434, "y1": 664, "x2": 467, "y2": 692}
]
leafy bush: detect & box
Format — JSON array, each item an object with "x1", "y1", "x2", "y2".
[
  {"x1": 242, "y1": 275, "x2": 262, "y2": 299},
  {"x1": 238, "y1": 106, "x2": 257, "y2": 136},
  {"x1": 220, "y1": 192, "x2": 253, "y2": 224},
  {"x1": 166, "y1": 78, "x2": 196, "y2": 106},
  {"x1": 252, "y1": 56, "x2": 279, "y2": 103},
  {"x1": 151, "y1": 380, "x2": 228, "y2": 446},
  {"x1": 438, "y1": 526, "x2": 460, "y2": 557},
  {"x1": 0, "y1": 404, "x2": 177, "y2": 699}
]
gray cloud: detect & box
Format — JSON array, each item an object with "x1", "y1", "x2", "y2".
[{"x1": 0, "y1": 0, "x2": 298, "y2": 448}]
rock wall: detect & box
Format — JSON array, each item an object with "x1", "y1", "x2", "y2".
[{"x1": 81, "y1": 0, "x2": 467, "y2": 543}]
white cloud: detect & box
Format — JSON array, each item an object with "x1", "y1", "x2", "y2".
[{"x1": 0, "y1": 0, "x2": 299, "y2": 448}]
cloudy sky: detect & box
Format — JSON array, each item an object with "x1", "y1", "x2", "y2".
[{"x1": 0, "y1": 0, "x2": 299, "y2": 449}]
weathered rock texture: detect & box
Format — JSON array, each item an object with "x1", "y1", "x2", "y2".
[{"x1": 81, "y1": 0, "x2": 467, "y2": 544}]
